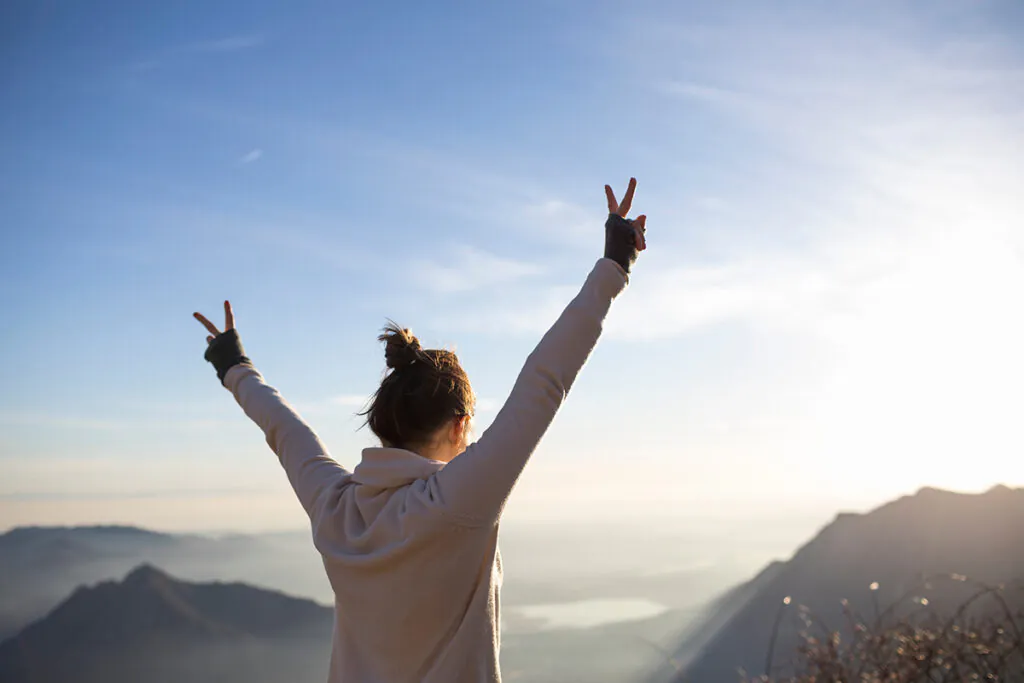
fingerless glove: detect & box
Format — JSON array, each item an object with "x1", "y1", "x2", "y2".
[
  {"x1": 604, "y1": 213, "x2": 640, "y2": 274},
  {"x1": 204, "y1": 329, "x2": 252, "y2": 385}
]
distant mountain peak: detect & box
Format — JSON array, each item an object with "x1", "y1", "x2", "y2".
[
  {"x1": 914, "y1": 485, "x2": 949, "y2": 497},
  {"x1": 124, "y1": 563, "x2": 170, "y2": 583},
  {"x1": 985, "y1": 484, "x2": 1016, "y2": 496},
  {"x1": 120, "y1": 564, "x2": 178, "y2": 597}
]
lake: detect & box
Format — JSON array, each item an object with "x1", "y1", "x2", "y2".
[{"x1": 511, "y1": 597, "x2": 669, "y2": 630}]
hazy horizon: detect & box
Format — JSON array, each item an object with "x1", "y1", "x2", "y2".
[{"x1": 2, "y1": 474, "x2": 986, "y2": 534}]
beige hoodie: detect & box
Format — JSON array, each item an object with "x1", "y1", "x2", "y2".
[{"x1": 223, "y1": 258, "x2": 628, "y2": 682}]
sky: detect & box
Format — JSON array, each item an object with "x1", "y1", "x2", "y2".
[{"x1": 2, "y1": 0, "x2": 1023, "y2": 533}]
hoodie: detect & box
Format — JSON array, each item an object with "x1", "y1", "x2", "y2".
[{"x1": 222, "y1": 257, "x2": 628, "y2": 682}]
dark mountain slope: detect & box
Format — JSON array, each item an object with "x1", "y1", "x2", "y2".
[{"x1": 673, "y1": 485, "x2": 1024, "y2": 682}]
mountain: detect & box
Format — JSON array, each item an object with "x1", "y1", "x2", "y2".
[
  {"x1": 0, "y1": 524, "x2": 330, "y2": 640},
  {"x1": 0, "y1": 564, "x2": 333, "y2": 683},
  {"x1": 0, "y1": 523, "x2": 769, "y2": 683},
  {"x1": 666, "y1": 485, "x2": 1024, "y2": 682},
  {"x1": 0, "y1": 525, "x2": 178, "y2": 639}
]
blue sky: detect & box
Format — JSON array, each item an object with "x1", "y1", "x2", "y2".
[{"x1": 2, "y1": 0, "x2": 1024, "y2": 532}]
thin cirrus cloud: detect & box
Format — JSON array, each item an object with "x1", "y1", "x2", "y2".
[
  {"x1": 239, "y1": 148, "x2": 264, "y2": 165},
  {"x1": 292, "y1": 394, "x2": 370, "y2": 418},
  {"x1": 330, "y1": 394, "x2": 370, "y2": 408},
  {"x1": 411, "y1": 245, "x2": 544, "y2": 294},
  {"x1": 130, "y1": 33, "x2": 266, "y2": 72}
]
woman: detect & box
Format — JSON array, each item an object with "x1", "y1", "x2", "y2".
[{"x1": 193, "y1": 179, "x2": 647, "y2": 683}]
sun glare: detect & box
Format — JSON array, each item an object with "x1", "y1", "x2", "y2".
[{"x1": 813, "y1": 227, "x2": 1024, "y2": 496}]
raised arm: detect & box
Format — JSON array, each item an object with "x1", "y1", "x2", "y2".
[
  {"x1": 194, "y1": 304, "x2": 349, "y2": 519},
  {"x1": 424, "y1": 178, "x2": 648, "y2": 526}
]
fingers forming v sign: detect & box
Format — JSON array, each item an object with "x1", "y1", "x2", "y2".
[
  {"x1": 193, "y1": 301, "x2": 235, "y2": 344},
  {"x1": 605, "y1": 178, "x2": 647, "y2": 251}
]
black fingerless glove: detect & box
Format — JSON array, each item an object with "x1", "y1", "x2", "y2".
[
  {"x1": 204, "y1": 329, "x2": 252, "y2": 385},
  {"x1": 604, "y1": 213, "x2": 640, "y2": 274}
]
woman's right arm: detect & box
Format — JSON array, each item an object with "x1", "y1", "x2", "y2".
[
  {"x1": 195, "y1": 305, "x2": 349, "y2": 522},
  {"x1": 423, "y1": 179, "x2": 647, "y2": 527}
]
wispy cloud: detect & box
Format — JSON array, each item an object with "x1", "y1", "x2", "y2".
[
  {"x1": 292, "y1": 393, "x2": 371, "y2": 418},
  {"x1": 430, "y1": 282, "x2": 578, "y2": 336},
  {"x1": 411, "y1": 245, "x2": 544, "y2": 293},
  {"x1": 476, "y1": 397, "x2": 500, "y2": 413},
  {"x1": 130, "y1": 33, "x2": 265, "y2": 72},
  {"x1": 656, "y1": 81, "x2": 756, "y2": 112},
  {"x1": 330, "y1": 394, "x2": 371, "y2": 407},
  {"x1": 238, "y1": 148, "x2": 264, "y2": 165}
]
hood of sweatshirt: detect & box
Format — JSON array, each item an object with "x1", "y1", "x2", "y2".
[{"x1": 351, "y1": 447, "x2": 446, "y2": 488}]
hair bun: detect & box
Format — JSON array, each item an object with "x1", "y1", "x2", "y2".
[{"x1": 380, "y1": 322, "x2": 422, "y2": 370}]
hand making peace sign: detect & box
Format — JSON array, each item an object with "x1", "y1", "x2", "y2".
[
  {"x1": 605, "y1": 177, "x2": 647, "y2": 251},
  {"x1": 603, "y1": 177, "x2": 648, "y2": 274}
]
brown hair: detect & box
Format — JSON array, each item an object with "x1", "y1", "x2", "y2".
[{"x1": 360, "y1": 321, "x2": 475, "y2": 449}]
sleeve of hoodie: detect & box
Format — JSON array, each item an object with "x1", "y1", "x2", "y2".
[
  {"x1": 222, "y1": 365, "x2": 351, "y2": 518},
  {"x1": 426, "y1": 257, "x2": 628, "y2": 526}
]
